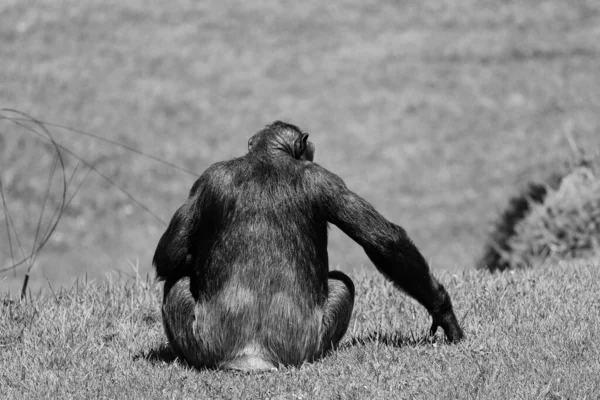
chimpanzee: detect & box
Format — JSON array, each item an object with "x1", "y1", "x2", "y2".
[{"x1": 153, "y1": 121, "x2": 464, "y2": 371}]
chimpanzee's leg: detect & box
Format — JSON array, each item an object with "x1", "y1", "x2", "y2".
[
  {"x1": 162, "y1": 277, "x2": 204, "y2": 367},
  {"x1": 164, "y1": 277, "x2": 278, "y2": 371},
  {"x1": 319, "y1": 270, "x2": 355, "y2": 355}
]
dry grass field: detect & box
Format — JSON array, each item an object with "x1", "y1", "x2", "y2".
[{"x1": 1, "y1": 0, "x2": 600, "y2": 292}]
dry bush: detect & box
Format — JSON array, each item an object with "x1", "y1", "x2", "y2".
[{"x1": 478, "y1": 154, "x2": 600, "y2": 272}]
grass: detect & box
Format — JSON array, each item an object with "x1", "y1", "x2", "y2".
[
  {"x1": 1, "y1": 0, "x2": 600, "y2": 291},
  {"x1": 1, "y1": 260, "x2": 599, "y2": 399}
]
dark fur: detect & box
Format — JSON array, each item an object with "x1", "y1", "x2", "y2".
[{"x1": 153, "y1": 121, "x2": 463, "y2": 370}]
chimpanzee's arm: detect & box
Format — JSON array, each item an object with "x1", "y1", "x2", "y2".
[
  {"x1": 311, "y1": 166, "x2": 464, "y2": 342},
  {"x1": 153, "y1": 177, "x2": 206, "y2": 281}
]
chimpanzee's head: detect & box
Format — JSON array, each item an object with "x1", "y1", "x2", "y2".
[{"x1": 248, "y1": 121, "x2": 314, "y2": 161}]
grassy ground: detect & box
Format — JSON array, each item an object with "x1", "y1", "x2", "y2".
[
  {"x1": 1, "y1": 0, "x2": 600, "y2": 291},
  {"x1": 1, "y1": 260, "x2": 598, "y2": 399}
]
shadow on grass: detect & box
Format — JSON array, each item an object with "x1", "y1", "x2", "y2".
[
  {"x1": 134, "y1": 343, "x2": 274, "y2": 373},
  {"x1": 134, "y1": 331, "x2": 445, "y2": 370},
  {"x1": 133, "y1": 342, "x2": 186, "y2": 366},
  {"x1": 345, "y1": 330, "x2": 445, "y2": 349}
]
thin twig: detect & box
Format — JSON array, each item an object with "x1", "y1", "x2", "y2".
[
  {"x1": 0, "y1": 109, "x2": 199, "y2": 177},
  {"x1": 0, "y1": 111, "x2": 67, "y2": 274},
  {"x1": 3, "y1": 118, "x2": 166, "y2": 224}
]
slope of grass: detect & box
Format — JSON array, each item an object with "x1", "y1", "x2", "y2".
[
  {"x1": 2, "y1": 0, "x2": 600, "y2": 291},
  {"x1": 1, "y1": 261, "x2": 599, "y2": 399}
]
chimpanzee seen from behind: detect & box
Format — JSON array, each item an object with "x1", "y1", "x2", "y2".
[{"x1": 153, "y1": 121, "x2": 464, "y2": 371}]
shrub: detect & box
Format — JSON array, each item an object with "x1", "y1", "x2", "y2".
[{"x1": 477, "y1": 155, "x2": 600, "y2": 272}]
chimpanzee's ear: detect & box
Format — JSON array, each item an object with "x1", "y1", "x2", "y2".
[
  {"x1": 248, "y1": 134, "x2": 257, "y2": 152},
  {"x1": 294, "y1": 133, "x2": 309, "y2": 159},
  {"x1": 302, "y1": 133, "x2": 309, "y2": 147}
]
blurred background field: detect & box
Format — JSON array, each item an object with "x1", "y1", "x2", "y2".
[{"x1": 1, "y1": 0, "x2": 599, "y2": 293}]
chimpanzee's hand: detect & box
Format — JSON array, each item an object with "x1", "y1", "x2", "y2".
[{"x1": 430, "y1": 310, "x2": 464, "y2": 343}]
